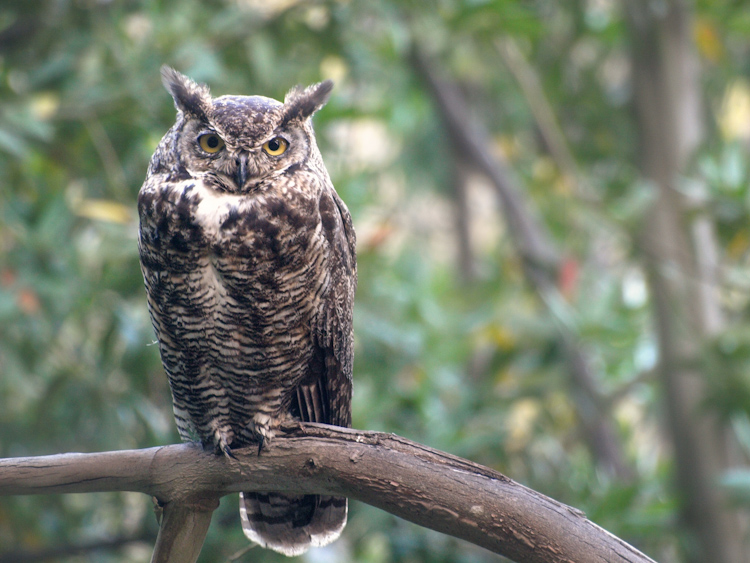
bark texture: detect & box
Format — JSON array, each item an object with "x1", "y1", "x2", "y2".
[{"x1": 1, "y1": 424, "x2": 656, "y2": 563}]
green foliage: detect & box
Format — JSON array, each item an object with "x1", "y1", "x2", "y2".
[{"x1": 1, "y1": 1, "x2": 749, "y2": 561}]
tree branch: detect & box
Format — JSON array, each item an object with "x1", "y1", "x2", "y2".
[
  {"x1": 151, "y1": 497, "x2": 218, "y2": 563},
  {"x1": 1, "y1": 424, "x2": 655, "y2": 563}
]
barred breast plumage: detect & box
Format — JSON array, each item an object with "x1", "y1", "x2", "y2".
[{"x1": 137, "y1": 67, "x2": 356, "y2": 556}]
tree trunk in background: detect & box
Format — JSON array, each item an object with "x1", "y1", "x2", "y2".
[{"x1": 625, "y1": 2, "x2": 746, "y2": 561}]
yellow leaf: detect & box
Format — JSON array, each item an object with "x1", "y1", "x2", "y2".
[
  {"x1": 493, "y1": 134, "x2": 520, "y2": 161},
  {"x1": 30, "y1": 92, "x2": 59, "y2": 121},
  {"x1": 320, "y1": 55, "x2": 348, "y2": 85},
  {"x1": 727, "y1": 229, "x2": 749, "y2": 260},
  {"x1": 479, "y1": 324, "x2": 516, "y2": 350},
  {"x1": 694, "y1": 18, "x2": 724, "y2": 63},
  {"x1": 506, "y1": 398, "x2": 541, "y2": 451},
  {"x1": 76, "y1": 199, "x2": 133, "y2": 224},
  {"x1": 719, "y1": 80, "x2": 750, "y2": 141}
]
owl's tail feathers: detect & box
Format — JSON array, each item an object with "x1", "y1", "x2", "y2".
[{"x1": 239, "y1": 492, "x2": 347, "y2": 556}]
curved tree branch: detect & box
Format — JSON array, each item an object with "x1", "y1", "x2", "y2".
[{"x1": 1, "y1": 424, "x2": 655, "y2": 563}]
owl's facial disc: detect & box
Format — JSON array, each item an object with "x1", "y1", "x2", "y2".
[
  {"x1": 188, "y1": 127, "x2": 269, "y2": 191},
  {"x1": 177, "y1": 95, "x2": 308, "y2": 193}
]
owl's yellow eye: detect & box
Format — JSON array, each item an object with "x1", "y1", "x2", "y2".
[
  {"x1": 262, "y1": 137, "x2": 288, "y2": 156},
  {"x1": 198, "y1": 133, "x2": 225, "y2": 154}
]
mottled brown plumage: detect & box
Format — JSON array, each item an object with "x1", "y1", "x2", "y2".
[{"x1": 137, "y1": 67, "x2": 356, "y2": 555}]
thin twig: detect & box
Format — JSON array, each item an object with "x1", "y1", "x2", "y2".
[
  {"x1": 495, "y1": 37, "x2": 585, "y2": 196},
  {"x1": 0, "y1": 531, "x2": 156, "y2": 563},
  {"x1": 83, "y1": 116, "x2": 128, "y2": 194}
]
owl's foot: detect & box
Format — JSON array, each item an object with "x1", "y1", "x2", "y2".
[
  {"x1": 249, "y1": 413, "x2": 277, "y2": 456},
  {"x1": 209, "y1": 427, "x2": 236, "y2": 459},
  {"x1": 222, "y1": 443, "x2": 238, "y2": 460}
]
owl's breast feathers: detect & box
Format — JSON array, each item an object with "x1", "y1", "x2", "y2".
[{"x1": 138, "y1": 171, "x2": 354, "y2": 448}]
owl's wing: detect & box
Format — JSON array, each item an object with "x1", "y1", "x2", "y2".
[
  {"x1": 241, "y1": 188, "x2": 354, "y2": 553},
  {"x1": 296, "y1": 188, "x2": 356, "y2": 429}
]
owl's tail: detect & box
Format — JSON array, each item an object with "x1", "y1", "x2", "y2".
[{"x1": 239, "y1": 491, "x2": 347, "y2": 556}]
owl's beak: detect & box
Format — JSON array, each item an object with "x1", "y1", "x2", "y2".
[{"x1": 235, "y1": 153, "x2": 250, "y2": 188}]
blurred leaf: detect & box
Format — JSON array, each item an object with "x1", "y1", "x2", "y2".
[{"x1": 720, "y1": 469, "x2": 750, "y2": 505}]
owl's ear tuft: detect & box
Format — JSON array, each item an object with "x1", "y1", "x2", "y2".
[
  {"x1": 161, "y1": 66, "x2": 210, "y2": 119},
  {"x1": 281, "y1": 80, "x2": 333, "y2": 125}
]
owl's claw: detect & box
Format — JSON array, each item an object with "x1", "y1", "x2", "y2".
[
  {"x1": 257, "y1": 435, "x2": 265, "y2": 456},
  {"x1": 251, "y1": 413, "x2": 274, "y2": 456},
  {"x1": 223, "y1": 444, "x2": 238, "y2": 460}
]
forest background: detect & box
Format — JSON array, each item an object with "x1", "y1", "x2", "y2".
[{"x1": 1, "y1": 1, "x2": 750, "y2": 562}]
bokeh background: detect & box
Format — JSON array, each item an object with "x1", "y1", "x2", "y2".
[{"x1": 2, "y1": 1, "x2": 750, "y2": 562}]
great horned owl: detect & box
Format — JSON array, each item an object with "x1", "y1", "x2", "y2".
[{"x1": 137, "y1": 67, "x2": 356, "y2": 556}]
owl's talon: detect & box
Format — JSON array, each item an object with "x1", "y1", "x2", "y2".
[
  {"x1": 257, "y1": 435, "x2": 265, "y2": 456},
  {"x1": 223, "y1": 444, "x2": 237, "y2": 460}
]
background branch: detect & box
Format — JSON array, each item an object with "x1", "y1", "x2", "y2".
[
  {"x1": 410, "y1": 48, "x2": 633, "y2": 481},
  {"x1": 495, "y1": 37, "x2": 582, "y2": 194},
  {"x1": 1, "y1": 425, "x2": 655, "y2": 563},
  {"x1": 0, "y1": 532, "x2": 156, "y2": 563}
]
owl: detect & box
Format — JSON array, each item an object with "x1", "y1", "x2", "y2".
[{"x1": 137, "y1": 67, "x2": 356, "y2": 556}]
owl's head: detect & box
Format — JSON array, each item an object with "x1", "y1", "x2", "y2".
[{"x1": 157, "y1": 66, "x2": 333, "y2": 194}]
